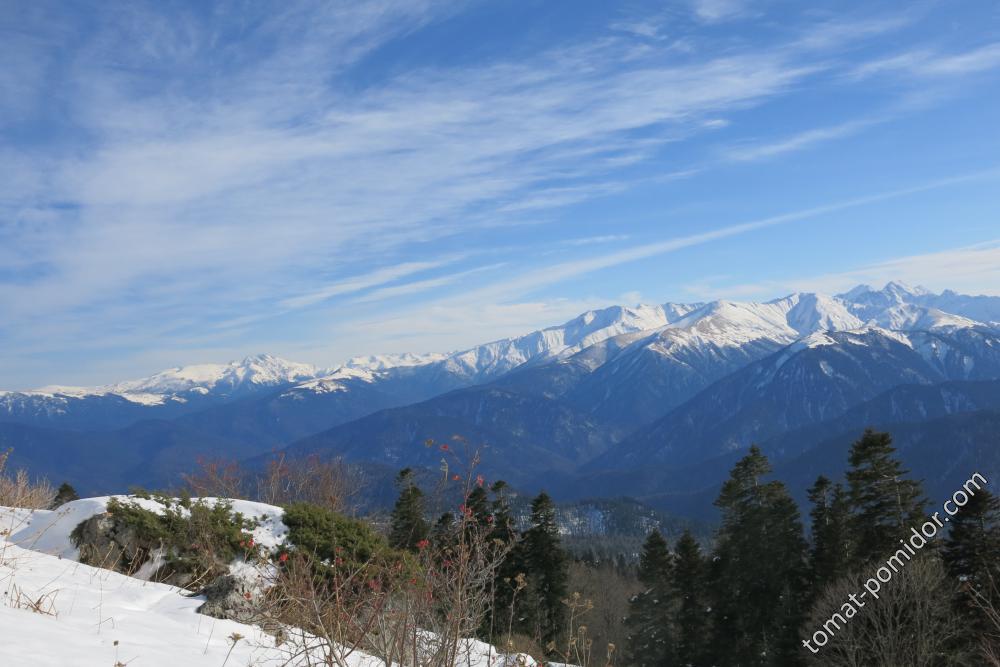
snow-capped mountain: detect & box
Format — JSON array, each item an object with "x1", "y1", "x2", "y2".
[
  {"x1": 837, "y1": 281, "x2": 1000, "y2": 329},
  {"x1": 0, "y1": 354, "x2": 328, "y2": 430},
  {"x1": 6, "y1": 353, "x2": 320, "y2": 406},
  {"x1": 3, "y1": 282, "x2": 1000, "y2": 498},
  {"x1": 599, "y1": 325, "x2": 1000, "y2": 470}
]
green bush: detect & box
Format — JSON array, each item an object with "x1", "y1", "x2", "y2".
[
  {"x1": 283, "y1": 502, "x2": 387, "y2": 566},
  {"x1": 79, "y1": 497, "x2": 259, "y2": 587}
]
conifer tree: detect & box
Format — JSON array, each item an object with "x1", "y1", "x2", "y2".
[
  {"x1": 807, "y1": 475, "x2": 851, "y2": 594},
  {"x1": 51, "y1": 482, "x2": 79, "y2": 508},
  {"x1": 465, "y1": 485, "x2": 491, "y2": 527},
  {"x1": 673, "y1": 529, "x2": 707, "y2": 667},
  {"x1": 624, "y1": 529, "x2": 675, "y2": 666},
  {"x1": 846, "y1": 429, "x2": 925, "y2": 567},
  {"x1": 483, "y1": 480, "x2": 520, "y2": 641},
  {"x1": 519, "y1": 491, "x2": 569, "y2": 648},
  {"x1": 708, "y1": 446, "x2": 808, "y2": 667},
  {"x1": 943, "y1": 486, "x2": 1000, "y2": 639},
  {"x1": 388, "y1": 468, "x2": 429, "y2": 552},
  {"x1": 488, "y1": 480, "x2": 516, "y2": 544}
]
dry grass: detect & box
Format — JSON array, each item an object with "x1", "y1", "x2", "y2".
[{"x1": 0, "y1": 450, "x2": 55, "y2": 510}]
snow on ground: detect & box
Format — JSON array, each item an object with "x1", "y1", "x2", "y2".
[
  {"x1": 1, "y1": 497, "x2": 288, "y2": 561},
  {"x1": 0, "y1": 498, "x2": 544, "y2": 667},
  {"x1": 0, "y1": 535, "x2": 387, "y2": 667}
]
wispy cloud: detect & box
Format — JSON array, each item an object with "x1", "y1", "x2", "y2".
[
  {"x1": 691, "y1": 0, "x2": 749, "y2": 23},
  {"x1": 796, "y1": 241, "x2": 1000, "y2": 297},
  {"x1": 2, "y1": 2, "x2": 998, "y2": 386},
  {"x1": 724, "y1": 117, "x2": 884, "y2": 162},
  {"x1": 852, "y1": 42, "x2": 1000, "y2": 79},
  {"x1": 281, "y1": 261, "x2": 452, "y2": 309}
]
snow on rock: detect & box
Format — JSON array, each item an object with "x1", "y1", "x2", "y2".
[
  {"x1": 0, "y1": 498, "x2": 544, "y2": 667},
  {"x1": 1, "y1": 496, "x2": 288, "y2": 563}
]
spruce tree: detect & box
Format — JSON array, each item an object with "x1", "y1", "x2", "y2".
[
  {"x1": 465, "y1": 486, "x2": 492, "y2": 527},
  {"x1": 482, "y1": 480, "x2": 520, "y2": 640},
  {"x1": 624, "y1": 530, "x2": 675, "y2": 666},
  {"x1": 51, "y1": 482, "x2": 79, "y2": 508},
  {"x1": 708, "y1": 446, "x2": 808, "y2": 667},
  {"x1": 520, "y1": 492, "x2": 569, "y2": 649},
  {"x1": 846, "y1": 429, "x2": 925, "y2": 567},
  {"x1": 943, "y1": 487, "x2": 1000, "y2": 639},
  {"x1": 807, "y1": 475, "x2": 851, "y2": 594},
  {"x1": 388, "y1": 468, "x2": 429, "y2": 552},
  {"x1": 673, "y1": 529, "x2": 707, "y2": 667}
]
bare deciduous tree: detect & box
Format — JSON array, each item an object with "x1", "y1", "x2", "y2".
[
  {"x1": 805, "y1": 556, "x2": 968, "y2": 667},
  {"x1": 183, "y1": 452, "x2": 362, "y2": 514}
]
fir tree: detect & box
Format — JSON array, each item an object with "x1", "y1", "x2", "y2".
[
  {"x1": 708, "y1": 446, "x2": 808, "y2": 667},
  {"x1": 624, "y1": 530, "x2": 675, "y2": 666},
  {"x1": 388, "y1": 468, "x2": 429, "y2": 552},
  {"x1": 807, "y1": 475, "x2": 851, "y2": 594},
  {"x1": 519, "y1": 492, "x2": 569, "y2": 649},
  {"x1": 846, "y1": 429, "x2": 925, "y2": 567},
  {"x1": 943, "y1": 486, "x2": 1000, "y2": 639},
  {"x1": 673, "y1": 529, "x2": 707, "y2": 667},
  {"x1": 464, "y1": 485, "x2": 492, "y2": 527},
  {"x1": 51, "y1": 482, "x2": 79, "y2": 508},
  {"x1": 482, "y1": 480, "x2": 520, "y2": 641}
]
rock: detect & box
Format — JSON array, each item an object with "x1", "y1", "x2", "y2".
[
  {"x1": 72, "y1": 513, "x2": 151, "y2": 572},
  {"x1": 198, "y1": 574, "x2": 259, "y2": 624}
]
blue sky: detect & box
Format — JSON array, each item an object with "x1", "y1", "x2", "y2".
[{"x1": 2, "y1": 0, "x2": 1000, "y2": 388}]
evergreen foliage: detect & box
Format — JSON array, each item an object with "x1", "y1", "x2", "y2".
[
  {"x1": 624, "y1": 530, "x2": 675, "y2": 666},
  {"x1": 846, "y1": 429, "x2": 926, "y2": 567},
  {"x1": 51, "y1": 482, "x2": 79, "y2": 508},
  {"x1": 283, "y1": 501, "x2": 387, "y2": 566},
  {"x1": 708, "y1": 446, "x2": 808, "y2": 667},
  {"x1": 388, "y1": 468, "x2": 429, "y2": 552},
  {"x1": 518, "y1": 491, "x2": 570, "y2": 649},
  {"x1": 943, "y1": 485, "x2": 1000, "y2": 639},
  {"x1": 807, "y1": 475, "x2": 851, "y2": 595},
  {"x1": 673, "y1": 529, "x2": 707, "y2": 667}
]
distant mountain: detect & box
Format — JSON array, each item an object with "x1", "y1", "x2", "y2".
[
  {"x1": 283, "y1": 386, "x2": 623, "y2": 486},
  {"x1": 3, "y1": 282, "x2": 1000, "y2": 508},
  {"x1": 600, "y1": 326, "x2": 1000, "y2": 470},
  {"x1": 0, "y1": 354, "x2": 324, "y2": 430},
  {"x1": 838, "y1": 281, "x2": 1000, "y2": 328}
]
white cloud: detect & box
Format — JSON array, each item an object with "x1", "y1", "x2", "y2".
[
  {"x1": 281, "y1": 261, "x2": 450, "y2": 309},
  {"x1": 797, "y1": 241, "x2": 1000, "y2": 297},
  {"x1": 852, "y1": 42, "x2": 1000, "y2": 79},
  {"x1": 2, "y1": 3, "x2": 993, "y2": 386},
  {"x1": 691, "y1": 0, "x2": 748, "y2": 23}
]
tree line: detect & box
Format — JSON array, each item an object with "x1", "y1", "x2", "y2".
[{"x1": 620, "y1": 429, "x2": 1000, "y2": 666}]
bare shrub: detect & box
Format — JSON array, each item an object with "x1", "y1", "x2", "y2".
[
  {"x1": 254, "y1": 458, "x2": 516, "y2": 666},
  {"x1": 183, "y1": 452, "x2": 362, "y2": 514},
  {"x1": 964, "y1": 571, "x2": 1000, "y2": 665},
  {"x1": 0, "y1": 450, "x2": 55, "y2": 509},
  {"x1": 805, "y1": 556, "x2": 968, "y2": 667},
  {"x1": 565, "y1": 561, "x2": 636, "y2": 664}
]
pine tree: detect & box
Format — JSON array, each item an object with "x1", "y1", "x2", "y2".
[
  {"x1": 807, "y1": 475, "x2": 851, "y2": 595},
  {"x1": 708, "y1": 446, "x2": 808, "y2": 667},
  {"x1": 483, "y1": 480, "x2": 521, "y2": 641},
  {"x1": 846, "y1": 429, "x2": 925, "y2": 567},
  {"x1": 519, "y1": 492, "x2": 569, "y2": 649},
  {"x1": 388, "y1": 468, "x2": 429, "y2": 552},
  {"x1": 51, "y1": 482, "x2": 79, "y2": 508},
  {"x1": 464, "y1": 485, "x2": 492, "y2": 527},
  {"x1": 673, "y1": 529, "x2": 707, "y2": 667},
  {"x1": 943, "y1": 487, "x2": 1000, "y2": 639},
  {"x1": 624, "y1": 530, "x2": 675, "y2": 666}
]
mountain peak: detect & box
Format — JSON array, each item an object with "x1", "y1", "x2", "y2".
[{"x1": 883, "y1": 280, "x2": 929, "y2": 298}]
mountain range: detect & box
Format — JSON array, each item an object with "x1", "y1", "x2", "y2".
[{"x1": 4, "y1": 281, "x2": 1000, "y2": 518}]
